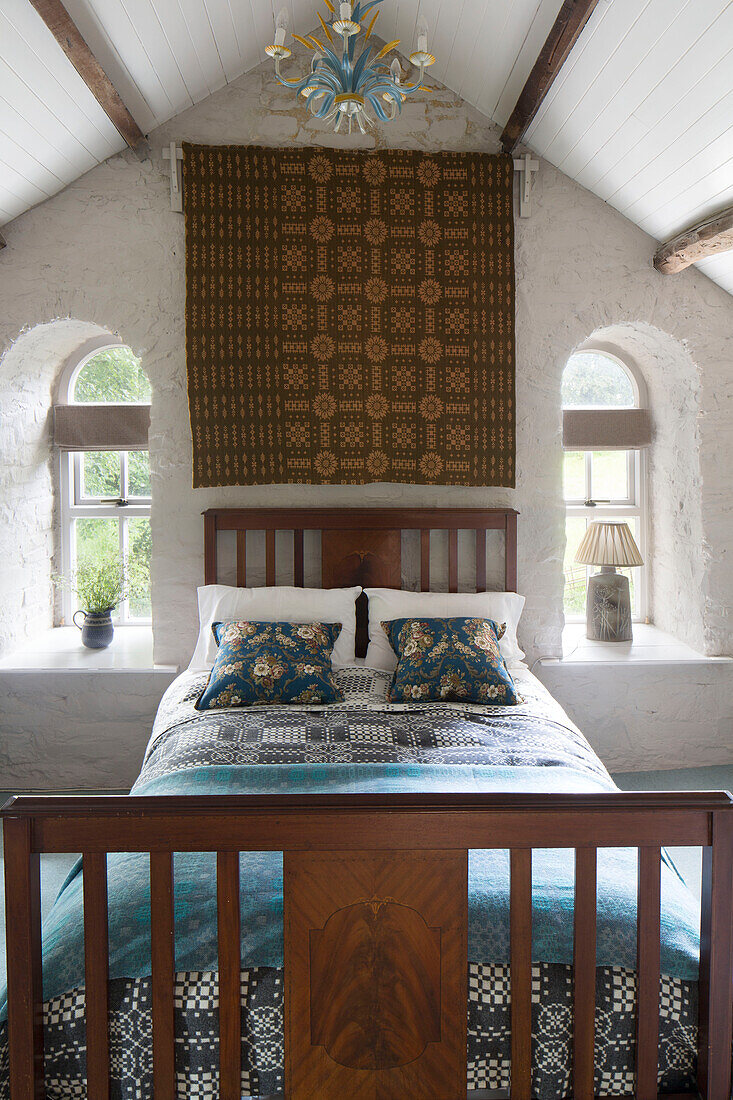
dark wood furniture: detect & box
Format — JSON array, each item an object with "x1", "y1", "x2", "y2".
[{"x1": 3, "y1": 507, "x2": 733, "y2": 1100}]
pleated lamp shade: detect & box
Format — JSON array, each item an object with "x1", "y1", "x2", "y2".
[{"x1": 574, "y1": 521, "x2": 644, "y2": 567}]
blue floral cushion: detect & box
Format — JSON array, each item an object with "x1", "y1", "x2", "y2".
[
  {"x1": 196, "y1": 620, "x2": 344, "y2": 710},
  {"x1": 381, "y1": 617, "x2": 518, "y2": 705}
]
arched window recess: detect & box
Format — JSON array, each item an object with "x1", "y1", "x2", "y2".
[
  {"x1": 561, "y1": 348, "x2": 651, "y2": 623},
  {"x1": 54, "y1": 338, "x2": 152, "y2": 624}
]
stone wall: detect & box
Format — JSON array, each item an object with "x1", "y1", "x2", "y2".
[{"x1": 0, "y1": 49, "x2": 731, "y2": 676}]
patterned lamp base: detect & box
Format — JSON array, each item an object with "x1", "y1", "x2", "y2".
[{"x1": 586, "y1": 568, "x2": 632, "y2": 642}]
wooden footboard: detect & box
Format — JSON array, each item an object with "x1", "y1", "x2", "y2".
[{"x1": 3, "y1": 791, "x2": 733, "y2": 1100}]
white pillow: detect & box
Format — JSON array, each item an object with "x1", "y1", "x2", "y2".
[
  {"x1": 364, "y1": 588, "x2": 526, "y2": 670},
  {"x1": 188, "y1": 585, "x2": 362, "y2": 671}
]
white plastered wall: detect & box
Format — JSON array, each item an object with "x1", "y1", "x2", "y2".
[{"x1": 0, "y1": 48, "x2": 731, "y2": 678}]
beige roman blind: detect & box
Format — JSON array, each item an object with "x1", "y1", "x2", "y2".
[
  {"x1": 53, "y1": 404, "x2": 151, "y2": 451},
  {"x1": 562, "y1": 408, "x2": 653, "y2": 451}
]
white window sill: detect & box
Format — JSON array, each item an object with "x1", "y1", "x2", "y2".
[
  {"x1": 542, "y1": 623, "x2": 732, "y2": 667},
  {"x1": 0, "y1": 625, "x2": 178, "y2": 673}
]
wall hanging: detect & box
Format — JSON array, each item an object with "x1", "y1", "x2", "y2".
[{"x1": 184, "y1": 143, "x2": 515, "y2": 488}]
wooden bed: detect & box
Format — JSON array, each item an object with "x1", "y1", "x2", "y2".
[{"x1": 3, "y1": 506, "x2": 733, "y2": 1100}]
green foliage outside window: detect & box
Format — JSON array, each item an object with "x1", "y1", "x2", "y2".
[
  {"x1": 73, "y1": 346, "x2": 150, "y2": 403},
  {"x1": 561, "y1": 352, "x2": 635, "y2": 408}
]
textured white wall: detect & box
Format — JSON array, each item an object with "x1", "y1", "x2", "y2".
[
  {"x1": 0, "y1": 52, "x2": 731, "y2": 680},
  {"x1": 536, "y1": 660, "x2": 733, "y2": 773}
]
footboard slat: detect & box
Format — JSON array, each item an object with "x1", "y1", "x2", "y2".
[
  {"x1": 573, "y1": 847, "x2": 597, "y2": 1100},
  {"x1": 217, "y1": 851, "x2": 242, "y2": 1099},
  {"x1": 636, "y1": 847, "x2": 661, "y2": 1099},
  {"x1": 510, "y1": 848, "x2": 532, "y2": 1100},
  {"x1": 150, "y1": 851, "x2": 176, "y2": 1099},
  {"x1": 83, "y1": 852, "x2": 110, "y2": 1099}
]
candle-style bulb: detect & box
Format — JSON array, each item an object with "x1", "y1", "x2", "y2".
[
  {"x1": 274, "y1": 7, "x2": 289, "y2": 45},
  {"x1": 390, "y1": 57, "x2": 401, "y2": 83},
  {"x1": 340, "y1": 1, "x2": 352, "y2": 18},
  {"x1": 416, "y1": 20, "x2": 428, "y2": 54}
]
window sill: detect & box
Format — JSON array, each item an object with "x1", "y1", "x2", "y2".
[
  {"x1": 0, "y1": 626, "x2": 178, "y2": 673},
  {"x1": 541, "y1": 623, "x2": 731, "y2": 667}
]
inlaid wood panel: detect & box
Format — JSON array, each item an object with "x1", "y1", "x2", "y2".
[{"x1": 284, "y1": 849, "x2": 467, "y2": 1099}]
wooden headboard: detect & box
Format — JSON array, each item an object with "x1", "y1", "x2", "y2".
[{"x1": 203, "y1": 507, "x2": 518, "y2": 657}]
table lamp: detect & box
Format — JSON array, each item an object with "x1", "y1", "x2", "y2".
[{"x1": 574, "y1": 521, "x2": 644, "y2": 642}]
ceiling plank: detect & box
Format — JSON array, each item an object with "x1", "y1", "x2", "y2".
[
  {"x1": 500, "y1": 0, "x2": 601, "y2": 153},
  {"x1": 653, "y1": 205, "x2": 733, "y2": 274},
  {"x1": 27, "y1": 0, "x2": 146, "y2": 149}
]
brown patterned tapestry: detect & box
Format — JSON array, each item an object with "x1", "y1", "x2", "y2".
[{"x1": 183, "y1": 144, "x2": 515, "y2": 487}]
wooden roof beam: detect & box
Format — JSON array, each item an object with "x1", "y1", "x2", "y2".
[
  {"x1": 654, "y1": 206, "x2": 733, "y2": 274},
  {"x1": 501, "y1": 0, "x2": 601, "y2": 154},
  {"x1": 28, "y1": 0, "x2": 146, "y2": 151}
]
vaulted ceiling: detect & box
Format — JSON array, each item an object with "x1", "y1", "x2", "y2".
[{"x1": 1, "y1": 0, "x2": 732, "y2": 296}]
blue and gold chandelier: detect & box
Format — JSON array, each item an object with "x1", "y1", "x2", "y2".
[{"x1": 265, "y1": 0, "x2": 435, "y2": 134}]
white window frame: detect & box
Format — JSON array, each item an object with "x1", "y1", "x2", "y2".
[
  {"x1": 57, "y1": 339, "x2": 151, "y2": 626},
  {"x1": 563, "y1": 348, "x2": 649, "y2": 623}
]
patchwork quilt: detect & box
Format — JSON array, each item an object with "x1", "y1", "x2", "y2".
[{"x1": 0, "y1": 667, "x2": 702, "y2": 1097}]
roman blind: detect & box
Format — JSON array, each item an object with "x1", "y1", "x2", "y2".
[
  {"x1": 562, "y1": 409, "x2": 653, "y2": 451},
  {"x1": 53, "y1": 404, "x2": 151, "y2": 451}
]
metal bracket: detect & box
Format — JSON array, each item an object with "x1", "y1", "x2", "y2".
[
  {"x1": 162, "y1": 142, "x2": 183, "y2": 212},
  {"x1": 513, "y1": 153, "x2": 539, "y2": 218}
]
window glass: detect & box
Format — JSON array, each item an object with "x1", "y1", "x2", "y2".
[
  {"x1": 82, "y1": 451, "x2": 121, "y2": 499},
  {"x1": 561, "y1": 351, "x2": 635, "y2": 408},
  {"x1": 72, "y1": 346, "x2": 151, "y2": 404},
  {"x1": 128, "y1": 451, "x2": 151, "y2": 497},
  {"x1": 563, "y1": 514, "x2": 641, "y2": 619},
  {"x1": 563, "y1": 451, "x2": 585, "y2": 500},
  {"x1": 75, "y1": 517, "x2": 119, "y2": 569},
  {"x1": 563, "y1": 516, "x2": 588, "y2": 617},
  {"x1": 128, "y1": 517, "x2": 152, "y2": 618},
  {"x1": 590, "y1": 450, "x2": 629, "y2": 501}
]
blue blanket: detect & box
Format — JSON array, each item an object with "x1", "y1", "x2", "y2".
[{"x1": 0, "y1": 668, "x2": 702, "y2": 1021}]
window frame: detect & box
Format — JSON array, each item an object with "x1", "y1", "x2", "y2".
[
  {"x1": 57, "y1": 340, "x2": 152, "y2": 626},
  {"x1": 562, "y1": 348, "x2": 649, "y2": 624}
]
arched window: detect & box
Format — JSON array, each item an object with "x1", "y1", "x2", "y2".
[
  {"x1": 562, "y1": 350, "x2": 648, "y2": 622},
  {"x1": 56, "y1": 342, "x2": 152, "y2": 623}
]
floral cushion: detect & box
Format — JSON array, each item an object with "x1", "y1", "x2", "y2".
[
  {"x1": 196, "y1": 620, "x2": 344, "y2": 710},
  {"x1": 381, "y1": 617, "x2": 518, "y2": 705}
]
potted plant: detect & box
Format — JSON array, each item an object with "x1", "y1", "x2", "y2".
[{"x1": 54, "y1": 559, "x2": 128, "y2": 649}]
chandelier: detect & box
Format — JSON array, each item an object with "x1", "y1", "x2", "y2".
[{"x1": 265, "y1": 0, "x2": 435, "y2": 134}]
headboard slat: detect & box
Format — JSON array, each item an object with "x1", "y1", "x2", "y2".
[
  {"x1": 293, "y1": 530, "x2": 305, "y2": 587},
  {"x1": 266, "y1": 530, "x2": 276, "y2": 586},
  {"x1": 448, "y1": 530, "x2": 458, "y2": 593},
  {"x1": 475, "y1": 529, "x2": 487, "y2": 592},
  {"x1": 420, "y1": 530, "x2": 430, "y2": 593}
]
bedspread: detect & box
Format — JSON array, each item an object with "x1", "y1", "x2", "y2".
[{"x1": 0, "y1": 666, "x2": 703, "y2": 1098}]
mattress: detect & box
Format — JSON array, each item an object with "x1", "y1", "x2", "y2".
[{"x1": 0, "y1": 666, "x2": 701, "y2": 1098}]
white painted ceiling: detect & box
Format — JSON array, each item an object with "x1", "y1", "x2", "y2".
[{"x1": 1, "y1": 0, "x2": 732, "y2": 297}]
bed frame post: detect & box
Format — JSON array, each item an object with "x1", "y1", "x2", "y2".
[
  {"x1": 3, "y1": 815, "x2": 44, "y2": 1100},
  {"x1": 505, "y1": 511, "x2": 518, "y2": 591},
  {"x1": 697, "y1": 807, "x2": 733, "y2": 1099},
  {"x1": 204, "y1": 511, "x2": 217, "y2": 584}
]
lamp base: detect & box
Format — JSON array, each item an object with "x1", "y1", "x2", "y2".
[{"x1": 586, "y1": 568, "x2": 632, "y2": 642}]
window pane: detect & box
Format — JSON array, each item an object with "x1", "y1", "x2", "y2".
[
  {"x1": 563, "y1": 451, "x2": 586, "y2": 501},
  {"x1": 81, "y1": 451, "x2": 120, "y2": 498},
  {"x1": 564, "y1": 516, "x2": 588, "y2": 617},
  {"x1": 128, "y1": 451, "x2": 151, "y2": 497},
  {"x1": 561, "y1": 352, "x2": 635, "y2": 408},
  {"x1": 76, "y1": 517, "x2": 119, "y2": 567},
  {"x1": 590, "y1": 451, "x2": 629, "y2": 501},
  {"x1": 128, "y1": 517, "x2": 152, "y2": 619},
  {"x1": 73, "y1": 346, "x2": 151, "y2": 403}
]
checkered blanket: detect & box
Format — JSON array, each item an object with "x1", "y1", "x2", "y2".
[{"x1": 0, "y1": 667, "x2": 701, "y2": 1097}]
